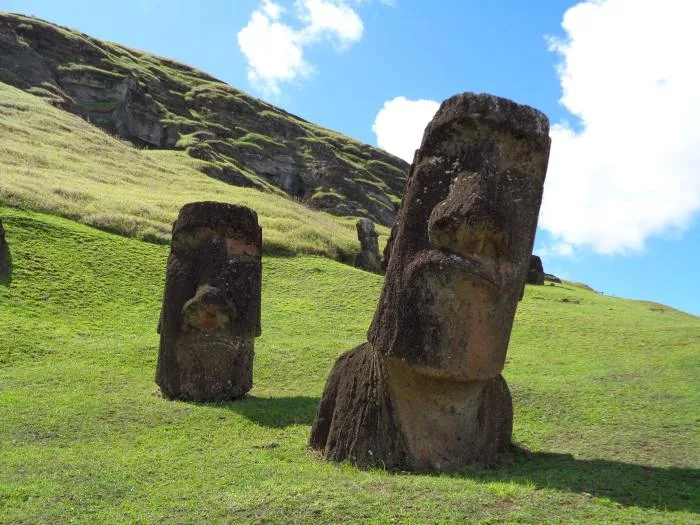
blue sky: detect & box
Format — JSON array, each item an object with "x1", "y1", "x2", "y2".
[{"x1": 3, "y1": 0, "x2": 699, "y2": 315}]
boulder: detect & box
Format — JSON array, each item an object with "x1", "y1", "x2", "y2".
[
  {"x1": 310, "y1": 93, "x2": 551, "y2": 470},
  {"x1": 156, "y1": 202, "x2": 262, "y2": 401},
  {"x1": 353, "y1": 218, "x2": 382, "y2": 274},
  {"x1": 0, "y1": 219, "x2": 10, "y2": 281},
  {"x1": 527, "y1": 255, "x2": 545, "y2": 285}
]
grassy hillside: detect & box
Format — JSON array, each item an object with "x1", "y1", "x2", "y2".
[
  {"x1": 0, "y1": 13, "x2": 408, "y2": 226},
  {"x1": 1, "y1": 207, "x2": 698, "y2": 523},
  {"x1": 0, "y1": 81, "x2": 390, "y2": 259}
]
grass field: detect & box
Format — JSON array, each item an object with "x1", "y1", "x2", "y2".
[{"x1": 1, "y1": 207, "x2": 698, "y2": 524}]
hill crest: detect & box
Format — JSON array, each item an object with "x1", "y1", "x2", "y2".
[{"x1": 0, "y1": 12, "x2": 408, "y2": 226}]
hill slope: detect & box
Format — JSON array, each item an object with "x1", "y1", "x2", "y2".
[
  {"x1": 0, "y1": 81, "x2": 390, "y2": 258},
  {"x1": 1, "y1": 208, "x2": 698, "y2": 523},
  {"x1": 0, "y1": 12, "x2": 408, "y2": 226}
]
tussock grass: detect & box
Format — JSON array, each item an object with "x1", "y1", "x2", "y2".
[
  {"x1": 0, "y1": 207, "x2": 698, "y2": 523},
  {"x1": 0, "y1": 82, "x2": 389, "y2": 258}
]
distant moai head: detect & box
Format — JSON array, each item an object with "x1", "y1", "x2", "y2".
[
  {"x1": 356, "y1": 218, "x2": 379, "y2": 255},
  {"x1": 527, "y1": 254, "x2": 545, "y2": 285},
  {"x1": 156, "y1": 202, "x2": 262, "y2": 401},
  {"x1": 369, "y1": 93, "x2": 551, "y2": 381}
]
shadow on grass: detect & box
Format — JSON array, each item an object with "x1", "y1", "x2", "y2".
[
  {"x1": 446, "y1": 447, "x2": 699, "y2": 513},
  {"x1": 217, "y1": 395, "x2": 320, "y2": 428}
]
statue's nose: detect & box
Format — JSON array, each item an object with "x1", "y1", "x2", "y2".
[
  {"x1": 181, "y1": 284, "x2": 235, "y2": 331},
  {"x1": 428, "y1": 172, "x2": 505, "y2": 262}
]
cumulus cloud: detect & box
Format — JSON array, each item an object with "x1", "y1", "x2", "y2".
[
  {"x1": 372, "y1": 96, "x2": 440, "y2": 162},
  {"x1": 237, "y1": 0, "x2": 372, "y2": 94},
  {"x1": 298, "y1": 0, "x2": 364, "y2": 47},
  {"x1": 537, "y1": 241, "x2": 575, "y2": 259},
  {"x1": 541, "y1": 0, "x2": 700, "y2": 254}
]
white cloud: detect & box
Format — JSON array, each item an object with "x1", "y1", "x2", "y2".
[
  {"x1": 542, "y1": 0, "x2": 700, "y2": 254},
  {"x1": 298, "y1": 0, "x2": 364, "y2": 48},
  {"x1": 237, "y1": 0, "x2": 374, "y2": 94},
  {"x1": 261, "y1": 0, "x2": 284, "y2": 19},
  {"x1": 372, "y1": 96, "x2": 439, "y2": 162},
  {"x1": 237, "y1": 5, "x2": 310, "y2": 95},
  {"x1": 536, "y1": 241, "x2": 575, "y2": 259}
]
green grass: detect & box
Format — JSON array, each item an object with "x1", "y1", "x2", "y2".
[
  {"x1": 56, "y1": 63, "x2": 127, "y2": 80},
  {"x1": 0, "y1": 82, "x2": 390, "y2": 259},
  {"x1": 1, "y1": 207, "x2": 698, "y2": 524}
]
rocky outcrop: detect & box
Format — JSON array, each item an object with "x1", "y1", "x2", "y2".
[
  {"x1": 156, "y1": 202, "x2": 262, "y2": 401},
  {"x1": 353, "y1": 218, "x2": 382, "y2": 274},
  {"x1": 527, "y1": 255, "x2": 545, "y2": 285},
  {"x1": 310, "y1": 93, "x2": 551, "y2": 470},
  {"x1": 544, "y1": 273, "x2": 562, "y2": 283},
  {"x1": 0, "y1": 219, "x2": 10, "y2": 281},
  {"x1": 0, "y1": 13, "x2": 408, "y2": 226}
]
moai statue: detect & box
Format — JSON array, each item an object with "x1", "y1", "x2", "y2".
[
  {"x1": 0, "y1": 219, "x2": 10, "y2": 282},
  {"x1": 353, "y1": 218, "x2": 383, "y2": 274},
  {"x1": 526, "y1": 255, "x2": 545, "y2": 285},
  {"x1": 310, "y1": 93, "x2": 550, "y2": 470},
  {"x1": 156, "y1": 202, "x2": 262, "y2": 401}
]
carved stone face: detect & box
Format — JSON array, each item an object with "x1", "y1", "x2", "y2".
[
  {"x1": 369, "y1": 95, "x2": 550, "y2": 381},
  {"x1": 157, "y1": 202, "x2": 262, "y2": 400},
  {"x1": 169, "y1": 223, "x2": 261, "y2": 340}
]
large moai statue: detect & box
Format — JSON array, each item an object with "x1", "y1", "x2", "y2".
[
  {"x1": 156, "y1": 202, "x2": 262, "y2": 401},
  {"x1": 353, "y1": 218, "x2": 383, "y2": 274},
  {"x1": 310, "y1": 93, "x2": 550, "y2": 470},
  {"x1": 0, "y1": 219, "x2": 10, "y2": 282}
]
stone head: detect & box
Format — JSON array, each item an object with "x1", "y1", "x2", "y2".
[
  {"x1": 368, "y1": 93, "x2": 550, "y2": 380},
  {"x1": 162, "y1": 202, "x2": 262, "y2": 350},
  {"x1": 156, "y1": 201, "x2": 262, "y2": 400}
]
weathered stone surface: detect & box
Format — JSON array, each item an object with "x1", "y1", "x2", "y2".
[
  {"x1": 310, "y1": 93, "x2": 551, "y2": 470},
  {"x1": 527, "y1": 255, "x2": 545, "y2": 285},
  {"x1": 0, "y1": 219, "x2": 10, "y2": 281},
  {"x1": 544, "y1": 273, "x2": 562, "y2": 283},
  {"x1": 353, "y1": 218, "x2": 382, "y2": 274},
  {"x1": 156, "y1": 202, "x2": 262, "y2": 401}
]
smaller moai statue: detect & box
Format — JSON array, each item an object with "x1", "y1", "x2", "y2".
[
  {"x1": 353, "y1": 218, "x2": 383, "y2": 274},
  {"x1": 526, "y1": 255, "x2": 545, "y2": 285},
  {"x1": 0, "y1": 219, "x2": 10, "y2": 282},
  {"x1": 156, "y1": 202, "x2": 262, "y2": 401}
]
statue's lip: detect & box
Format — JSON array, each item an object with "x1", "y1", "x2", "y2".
[
  {"x1": 421, "y1": 248, "x2": 500, "y2": 289},
  {"x1": 175, "y1": 330, "x2": 254, "y2": 346}
]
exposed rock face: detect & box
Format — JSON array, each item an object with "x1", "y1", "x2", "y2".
[
  {"x1": 0, "y1": 219, "x2": 10, "y2": 281},
  {"x1": 310, "y1": 93, "x2": 551, "y2": 470},
  {"x1": 0, "y1": 14, "x2": 408, "y2": 226},
  {"x1": 156, "y1": 202, "x2": 262, "y2": 401},
  {"x1": 527, "y1": 255, "x2": 545, "y2": 285},
  {"x1": 353, "y1": 218, "x2": 382, "y2": 274},
  {"x1": 544, "y1": 273, "x2": 562, "y2": 284}
]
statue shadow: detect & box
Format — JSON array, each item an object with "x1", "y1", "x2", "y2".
[
  {"x1": 439, "y1": 447, "x2": 699, "y2": 513},
  {"x1": 215, "y1": 395, "x2": 320, "y2": 428}
]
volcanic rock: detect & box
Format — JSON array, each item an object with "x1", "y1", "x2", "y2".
[
  {"x1": 527, "y1": 255, "x2": 545, "y2": 285},
  {"x1": 310, "y1": 93, "x2": 551, "y2": 470},
  {"x1": 0, "y1": 219, "x2": 10, "y2": 281},
  {"x1": 353, "y1": 218, "x2": 382, "y2": 274},
  {"x1": 156, "y1": 202, "x2": 262, "y2": 401}
]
